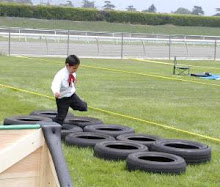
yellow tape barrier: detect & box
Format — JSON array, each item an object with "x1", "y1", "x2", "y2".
[
  {"x1": 1, "y1": 83, "x2": 220, "y2": 144},
  {"x1": 81, "y1": 64, "x2": 220, "y2": 88},
  {"x1": 14, "y1": 55, "x2": 220, "y2": 88},
  {"x1": 131, "y1": 58, "x2": 220, "y2": 70}
]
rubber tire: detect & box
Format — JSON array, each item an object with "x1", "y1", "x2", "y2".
[
  {"x1": 61, "y1": 125, "x2": 83, "y2": 140},
  {"x1": 116, "y1": 133, "x2": 161, "y2": 149},
  {"x1": 62, "y1": 123, "x2": 86, "y2": 130},
  {"x1": 126, "y1": 151, "x2": 186, "y2": 174},
  {"x1": 30, "y1": 109, "x2": 74, "y2": 119},
  {"x1": 94, "y1": 141, "x2": 148, "y2": 161},
  {"x1": 84, "y1": 124, "x2": 135, "y2": 137},
  {"x1": 3, "y1": 115, "x2": 52, "y2": 125},
  {"x1": 150, "y1": 139, "x2": 211, "y2": 164},
  {"x1": 65, "y1": 132, "x2": 115, "y2": 148},
  {"x1": 64, "y1": 116, "x2": 103, "y2": 128}
]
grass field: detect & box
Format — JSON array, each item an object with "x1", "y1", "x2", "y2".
[
  {"x1": 2, "y1": 16, "x2": 220, "y2": 36},
  {"x1": 1, "y1": 55, "x2": 220, "y2": 186}
]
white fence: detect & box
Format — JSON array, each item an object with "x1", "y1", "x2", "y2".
[{"x1": 0, "y1": 27, "x2": 220, "y2": 60}]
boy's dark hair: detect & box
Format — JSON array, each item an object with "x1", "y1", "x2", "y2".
[{"x1": 65, "y1": 55, "x2": 80, "y2": 66}]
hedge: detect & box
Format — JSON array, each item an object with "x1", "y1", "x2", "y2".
[{"x1": 1, "y1": 3, "x2": 220, "y2": 27}]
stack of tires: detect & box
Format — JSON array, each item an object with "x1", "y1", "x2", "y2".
[
  {"x1": 3, "y1": 110, "x2": 211, "y2": 175},
  {"x1": 58, "y1": 115, "x2": 211, "y2": 175}
]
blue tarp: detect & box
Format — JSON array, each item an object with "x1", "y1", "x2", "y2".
[{"x1": 200, "y1": 74, "x2": 220, "y2": 80}]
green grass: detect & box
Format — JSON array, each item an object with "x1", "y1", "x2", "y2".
[
  {"x1": 1, "y1": 56, "x2": 220, "y2": 186},
  {"x1": 2, "y1": 16, "x2": 220, "y2": 36}
]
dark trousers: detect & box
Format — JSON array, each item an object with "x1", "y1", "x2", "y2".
[{"x1": 53, "y1": 93, "x2": 87, "y2": 125}]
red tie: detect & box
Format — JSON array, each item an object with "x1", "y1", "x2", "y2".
[{"x1": 68, "y1": 74, "x2": 75, "y2": 86}]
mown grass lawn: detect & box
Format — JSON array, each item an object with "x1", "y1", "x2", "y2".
[{"x1": 0, "y1": 56, "x2": 220, "y2": 186}]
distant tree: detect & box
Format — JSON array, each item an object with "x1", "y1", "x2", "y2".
[
  {"x1": 191, "y1": 6, "x2": 204, "y2": 15},
  {"x1": 66, "y1": 0, "x2": 73, "y2": 7},
  {"x1": 0, "y1": 0, "x2": 14, "y2": 2},
  {"x1": 214, "y1": 8, "x2": 220, "y2": 16},
  {"x1": 60, "y1": 0, "x2": 74, "y2": 7},
  {"x1": 16, "y1": 0, "x2": 32, "y2": 4},
  {"x1": 148, "y1": 4, "x2": 156, "y2": 12},
  {"x1": 44, "y1": 0, "x2": 51, "y2": 5},
  {"x1": 126, "y1": 5, "x2": 136, "y2": 12},
  {"x1": 142, "y1": 8, "x2": 148, "y2": 12},
  {"x1": 82, "y1": 0, "x2": 95, "y2": 8},
  {"x1": 0, "y1": 0, "x2": 32, "y2": 3},
  {"x1": 103, "y1": 1, "x2": 115, "y2": 11},
  {"x1": 142, "y1": 4, "x2": 156, "y2": 13},
  {"x1": 174, "y1": 7, "x2": 191, "y2": 15}
]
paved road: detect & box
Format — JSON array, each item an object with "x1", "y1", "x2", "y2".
[{"x1": 0, "y1": 41, "x2": 219, "y2": 60}]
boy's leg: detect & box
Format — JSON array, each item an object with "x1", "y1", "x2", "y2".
[
  {"x1": 69, "y1": 93, "x2": 87, "y2": 111},
  {"x1": 53, "y1": 98, "x2": 70, "y2": 125}
]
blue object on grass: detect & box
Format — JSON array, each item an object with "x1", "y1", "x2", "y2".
[{"x1": 200, "y1": 74, "x2": 220, "y2": 80}]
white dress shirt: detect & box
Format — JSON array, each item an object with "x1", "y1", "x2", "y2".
[{"x1": 51, "y1": 67, "x2": 76, "y2": 99}]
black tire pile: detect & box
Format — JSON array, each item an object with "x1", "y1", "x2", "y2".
[{"x1": 3, "y1": 110, "x2": 211, "y2": 175}]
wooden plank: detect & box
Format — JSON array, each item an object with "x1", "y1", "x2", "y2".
[
  {"x1": 39, "y1": 140, "x2": 60, "y2": 187},
  {"x1": 0, "y1": 177, "x2": 37, "y2": 187},
  {"x1": 0, "y1": 130, "x2": 36, "y2": 150},
  {"x1": 0, "y1": 128, "x2": 61, "y2": 187},
  {"x1": 0, "y1": 148, "x2": 41, "y2": 180},
  {"x1": 39, "y1": 138, "x2": 48, "y2": 187},
  {"x1": 0, "y1": 129, "x2": 43, "y2": 173},
  {"x1": 48, "y1": 152, "x2": 60, "y2": 187}
]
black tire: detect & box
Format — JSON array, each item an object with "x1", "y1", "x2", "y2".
[
  {"x1": 64, "y1": 116, "x2": 103, "y2": 128},
  {"x1": 116, "y1": 133, "x2": 161, "y2": 148},
  {"x1": 62, "y1": 123, "x2": 82, "y2": 130},
  {"x1": 61, "y1": 126, "x2": 83, "y2": 140},
  {"x1": 94, "y1": 141, "x2": 148, "y2": 161},
  {"x1": 150, "y1": 139, "x2": 211, "y2": 164},
  {"x1": 30, "y1": 109, "x2": 74, "y2": 119},
  {"x1": 126, "y1": 152, "x2": 186, "y2": 174},
  {"x1": 65, "y1": 132, "x2": 115, "y2": 148},
  {"x1": 3, "y1": 115, "x2": 52, "y2": 125},
  {"x1": 84, "y1": 124, "x2": 135, "y2": 137}
]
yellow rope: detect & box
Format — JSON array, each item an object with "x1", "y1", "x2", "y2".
[
  {"x1": 81, "y1": 64, "x2": 220, "y2": 87},
  {"x1": 131, "y1": 58, "x2": 220, "y2": 70},
  {"x1": 1, "y1": 83, "x2": 220, "y2": 144},
  {"x1": 15, "y1": 55, "x2": 220, "y2": 88}
]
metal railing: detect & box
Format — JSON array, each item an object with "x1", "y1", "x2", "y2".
[{"x1": 0, "y1": 27, "x2": 219, "y2": 60}]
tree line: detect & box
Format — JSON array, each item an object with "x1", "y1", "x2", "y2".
[
  {"x1": 0, "y1": 0, "x2": 32, "y2": 4},
  {"x1": 1, "y1": 0, "x2": 220, "y2": 16}
]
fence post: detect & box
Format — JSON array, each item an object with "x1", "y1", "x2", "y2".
[
  {"x1": 173, "y1": 56, "x2": 176, "y2": 75},
  {"x1": 95, "y1": 38, "x2": 100, "y2": 56},
  {"x1": 142, "y1": 40, "x2": 146, "y2": 57},
  {"x1": 8, "y1": 29, "x2": 11, "y2": 56},
  {"x1": 169, "y1": 35, "x2": 171, "y2": 60},
  {"x1": 214, "y1": 40, "x2": 217, "y2": 61},
  {"x1": 121, "y1": 32, "x2": 124, "y2": 59},
  {"x1": 67, "y1": 30, "x2": 70, "y2": 56},
  {"x1": 45, "y1": 37, "x2": 48, "y2": 55}
]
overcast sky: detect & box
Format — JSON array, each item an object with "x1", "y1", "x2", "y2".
[{"x1": 36, "y1": 0, "x2": 219, "y2": 16}]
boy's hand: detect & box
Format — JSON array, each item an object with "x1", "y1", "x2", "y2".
[
  {"x1": 74, "y1": 78, "x2": 77, "y2": 84},
  {"x1": 54, "y1": 92, "x2": 60, "y2": 98}
]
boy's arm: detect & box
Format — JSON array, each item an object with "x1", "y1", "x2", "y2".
[
  {"x1": 74, "y1": 73, "x2": 77, "y2": 84},
  {"x1": 51, "y1": 73, "x2": 62, "y2": 98}
]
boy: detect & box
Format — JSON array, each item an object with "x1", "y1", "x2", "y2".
[{"x1": 51, "y1": 54, "x2": 87, "y2": 125}]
